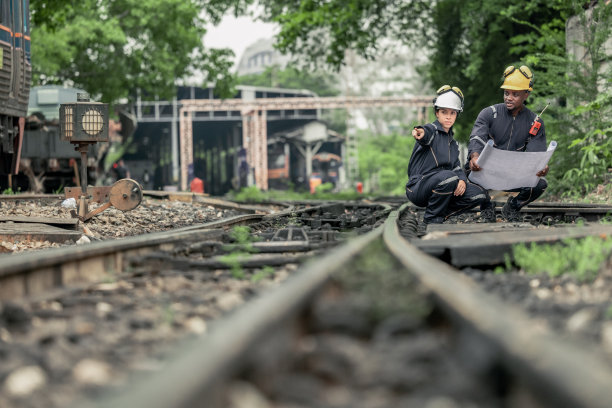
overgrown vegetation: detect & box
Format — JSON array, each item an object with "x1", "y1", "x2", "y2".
[
  {"x1": 500, "y1": 235, "x2": 612, "y2": 282},
  {"x1": 219, "y1": 227, "x2": 281, "y2": 282},
  {"x1": 258, "y1": 0, "x2": 611, "y2": 200},
  {"x1": 251, "y1": 266, "x2": 276, "y2": 283},
  {"x1": 31, "y1": 1, "x2": 610, "y2": 198},
  {"x1": 424, "y1": 0, "x2": 611, "y2": 199},
  {"x1": 219, "y1": 226, "x2": 260, "y2": 279},
  {"x1": 228, "y1": 185, "x2": 364, "y2": 202},
  {"x1": 237, "y1": 65, "x2": 348, "y2": 134},
  {"x1": 238, "y1": 65, "x2": 341, "y2": 97},
  {"x1": 30, "y1": 0, "x2": 250, "y2": 103},
  {"x1": 358, "y1": 128, "x2": 419, "y2": 195},
  {"x1": 514, "y1": 2, "x2": 612, "y2": 198}
]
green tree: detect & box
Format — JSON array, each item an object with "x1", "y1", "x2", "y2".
[
  {"x1": 423, "y1": 0, "x2": 577, "y2": 142},
  {"x1": 262, "y1": 0, "x2": 611, "y2": 198},
  {"x1": 238, "y1": 64, "x2": 346, "y2": 132},
  {"x1": 30, "y1": 0, "x2": 253, "y2": 104},
  {"x1": 237, "y1": 65, "x2": 341, "y2": 96},
  {"x1": 502, "y1": 1, "x2": 611, "y2": 196},
  {"x1": 358, "y1": 129, "x2": 416, "y2": 195},
  {"x1": 259, "y1": 0, "x2": 429, "y2": 69}
]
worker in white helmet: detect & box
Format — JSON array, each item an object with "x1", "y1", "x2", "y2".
[
  {"x1": 406, "y1": 85, "x2": 495, "y2": 235},
  {"x1": 467, "y1": 65, "x2": 549, "y2": 221}
]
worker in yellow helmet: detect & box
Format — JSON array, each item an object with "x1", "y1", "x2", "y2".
[{"x1": 467, "y1": 65, "x2": 550, "y2": 222}]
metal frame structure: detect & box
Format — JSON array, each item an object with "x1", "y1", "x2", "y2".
[{"x1": 179, "y1": 96, "x2": 431, "y2": 191}]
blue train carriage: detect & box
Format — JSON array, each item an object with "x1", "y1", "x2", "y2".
[{"x1": 0, "y1": 0, "x2": 31, "y2": 175}]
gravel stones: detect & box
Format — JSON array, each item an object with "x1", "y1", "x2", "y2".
[
  {"x1": 0, "y1": 197, "x2": 240, "y2": 252},
  {"x1": 463, "y1": 266, "x2": 612, "y2": 358}
]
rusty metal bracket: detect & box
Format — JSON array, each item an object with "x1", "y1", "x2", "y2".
[
  {"x1": 65, "y1": 179, "x2": 143, "y2": 222},
  {"x1": 65, "y1": 186, "x2": 112, "y2": 203}
]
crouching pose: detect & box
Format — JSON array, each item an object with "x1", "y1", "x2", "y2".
[
  {"x1": 467, "y1": 65, "x2": 549, "y2": 221},
  {"x1": 405, "y1": 85, "x2": 495, "y2": 232}
]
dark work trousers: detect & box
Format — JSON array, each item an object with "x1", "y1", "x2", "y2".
[
  {"x1": 406, "y1": 170, "x2": 490, "y2": 223},
  {"x1": 506, "y1": 178, "x2": 548, "y2": 209}
]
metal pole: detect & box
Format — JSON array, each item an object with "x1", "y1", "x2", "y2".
[
  {"x1": 80, "y1": 148, "x2": 88, "y2": 195},
  {"x1": 171, "y1": 98, "x2": 179, "y2": 183},
  {"x1": 79, "y1": 145, "x2": 88, "y2": 218}
]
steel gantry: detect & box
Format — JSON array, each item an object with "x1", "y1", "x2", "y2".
[{"x1": 179, "y1": 96, "x2": 432, "y2": 191}]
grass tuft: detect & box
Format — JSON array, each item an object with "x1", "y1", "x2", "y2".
[{"x1": 507, "y1": 235, "x2": 612, "y2": 282}]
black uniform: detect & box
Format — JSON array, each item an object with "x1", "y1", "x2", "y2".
[
  {"x1": 468, "y1": 103, "x2": 548, "y2": 209},
  {"x1": 406, "y1": 120, "x2": 491, "y2": 224}
]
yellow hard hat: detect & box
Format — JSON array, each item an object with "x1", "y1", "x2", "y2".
[{"x1": 501, "y1": 65, "x2": 533, "y2": 91}]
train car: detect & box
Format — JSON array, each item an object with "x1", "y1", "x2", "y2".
[
  {"x1": 20, "y1": 85, "x2": 102, "y2": 192},
  {"x1": 0, "y1": 0, "x2": 31, "y2": 177},
  {"x1": 267, "y1": 143, "x2": 290, "y2": 189},
  {"x1": 267, "y1": 143, "x2": 343, "y2": 191},
  {"x1": 311, "y1": 152, "x2": 342, "y2": 187}
]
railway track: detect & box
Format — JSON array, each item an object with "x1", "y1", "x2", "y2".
[
  {"x1": 0, "y1": 200, "x2": 390, "y2": 407},
  {"x1": 90, "y1": 202, "x2": 612, "y2": 408},
  {"x1": 0, "y1": 198, "x2": 611, "y2": 407}
]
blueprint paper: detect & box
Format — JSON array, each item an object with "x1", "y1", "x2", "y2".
[{"x1": 468, "y1": 140, "x2": 557, "y2": 190}]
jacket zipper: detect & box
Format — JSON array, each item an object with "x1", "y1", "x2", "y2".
[
  {"x1": 430, "y1": 147, "x2": 439, "y2": 167},
  {"x1": 507, "y1": 116, "x2": 515, "y2": 149}
]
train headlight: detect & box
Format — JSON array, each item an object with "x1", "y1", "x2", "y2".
[{"x1": 60, "y1": 93, "x2": 108, "y2": 143}]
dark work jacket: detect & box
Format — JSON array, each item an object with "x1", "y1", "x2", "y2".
[
  {"x1": 467, "y1": 103, "x2": 547, "y2": 159},
  {"x1": 407, "y1": 120, "x2": 466, "y2": 188}
]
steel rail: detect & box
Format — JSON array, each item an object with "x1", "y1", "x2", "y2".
[
  {"x1": 0, "y1": 193, "x2": 64, "y2": 201},
  {"x1": 384, "y1": 204, "x2": 612, "y2": 408},
  {"x1": 144, "y1": 191, "x2": 293, "y2": 214},
  {"x1": 0, "y1": 213, "x2": 263, "y2": 300},
  {"x1": 408, "y1": 201, "x2": 612, "y2": 215},
  {"x1": 0, "y1": 201, "x2": 383, "y2": 300},
  {"x1": 96, "y1": 217, "x2": 385, "y2": 408},
  {"x1": 93, "y1": 202, "x2": 612, "y2": 408}
]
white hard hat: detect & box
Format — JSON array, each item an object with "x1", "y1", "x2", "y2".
[{"x1": 433, "y1": 86, "x2": 464, "y2": 112}]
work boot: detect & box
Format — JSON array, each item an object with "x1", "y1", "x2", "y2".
[
  {"x1": 417, "y1": 221, "x2": 428, "y2": 237},
  {"x1": 479, "y1": 204, "x2": 497, "y2": 223},
  {"x1": 501, "y1": 197, "x2": 521, "y2": 222},
  {"x1": 417, "y1": 216, "x2": 443, "y2": 236}
]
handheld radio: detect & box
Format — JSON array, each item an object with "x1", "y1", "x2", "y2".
[{"x1": 529, "y1": 102, "x2": 550, "y2": 136}]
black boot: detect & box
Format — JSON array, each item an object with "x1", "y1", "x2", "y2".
[
  {"x1": 479, "y1": 204, "x2": 497, "y2": 223},
  {"x1": 501, "y1": 197, "x2": 521, "y2": 222}
]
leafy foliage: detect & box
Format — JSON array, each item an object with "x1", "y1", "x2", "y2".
[
  {"x1": 509, "y1": 235, "x2": 612, "y2": 283},
  {"x1": 259, "y1": 0, "x2": 429, "y2": 70},
  {"x1": 237, "y1": 64, "x2": 347, "y2": 132},
  {"x1": 237, "y1": 65, "x2": 340, "y2": 97},
  {"x1": 357, "y1": 128, "x2": 417, "y2": 195},
  {"x1": 506, "y1": 1, "x2": 612, "y2": 197},
  {"x1": 229, "y1": 225, "x2": 255, "y2": 246},
  {"x1": 260, "y1": 0, "x2": 611, "y2": 199},
  {"x1": 427, "y1": 0, "x2": 611, "y2": 196},
  {"x1": 228, "y1": 185, "x2": 363, "y2": 201},
  {"x1": 220, "y1": 226, "x2": 258, "y2": 279},
  {"x1": 251, "y1": 266, "x2": 275, "y2": 283},
  {"x1": 30, "y1": 0, "x2": 253, "y2": 104},
  {"x1": 424, "y1": 0, "x2": 575, "y2": 142}
]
